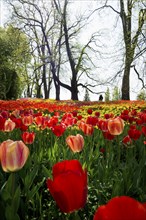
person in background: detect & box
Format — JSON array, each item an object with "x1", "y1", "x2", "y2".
[{"x1": 99, "y1": 94, "x2": 103, "y2": 101}]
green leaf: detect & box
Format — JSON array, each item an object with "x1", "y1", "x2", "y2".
[
  {"x1": 12, "y1": 186, "x2": 21, "y2": 214},
  {"x1": 27, "y1": 179, "x2": 44, "y2": 200},
  {"x1": 24, "y1": 166, "x2": 39, "y2": 190},
  {"x1": 42, "y1": 165, "x2": 51, "y2": 177}
]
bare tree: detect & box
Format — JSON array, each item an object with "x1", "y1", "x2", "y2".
[
  {"x1": 94, "y1": 0, "x2": 146, "y2": 100},
  {"x1": 7, "y1": 0, "x2": 106, "y2": 100},
  {"x1": 53, "y1": 0, "x2": 104, "y2": 100}
]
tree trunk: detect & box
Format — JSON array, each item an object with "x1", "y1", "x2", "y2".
[
  {"x1": 121, "y1": 63, "x2": 131, "y2": 100},
  {"x1": 36, "y1": 85, "x2": 42, "y2": 98},
  {"x1": 63, "y1": 0, "x2": 78, "y2": 100},
  {"x1": 55, "y1": 81, "x2": 60, "y2": 100},
  {"x1": 71, "y1": 78, "x2": 78, "y2": 100},
  {"x1": 120, "y1": 0, "x2": 146, "y2": 100}
]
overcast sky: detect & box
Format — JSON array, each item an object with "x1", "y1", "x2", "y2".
[{"x1": 0, "y1": 0, "x2": 145, "y2": 101}]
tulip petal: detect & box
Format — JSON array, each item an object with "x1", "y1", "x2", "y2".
[{"x1": 47, "y1": 171, "x2": 87, "y2": 213}]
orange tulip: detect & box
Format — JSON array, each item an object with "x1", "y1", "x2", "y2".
[
  {"x1": 66, "y1": 134, "x2": 84, "y2": 152},
  {"x1": 0, "y1": 140, "x2": 29, "y2": 172},
  {"x1": 78, "y1": 121, "x2": 94, "y2": 135},
  {"x1": 107, "y1": 117, "x2": 124, "y2": 135},
  {"x1": 22, "y1": 115, "x2": 33, "y2": 126},
  {"x1": 3, "y1": 119, "x2": 16, "y2": 132}
]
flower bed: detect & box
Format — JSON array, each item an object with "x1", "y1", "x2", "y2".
[{"x1": 0, "y1": 99, "x2": 146, "y2": 219}]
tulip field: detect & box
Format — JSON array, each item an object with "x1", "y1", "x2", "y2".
[{"x1": 0, "y1": 98, "x2": 146, "y2": 220}]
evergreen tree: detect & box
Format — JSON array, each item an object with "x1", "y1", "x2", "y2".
[
  {"x1": 112, "y1": 86, "x2": 121, "y2": 101},
  {"x1": 83, "y1": 88, "x2": 90, "y2": 101},
  {"x1": 105, "y1": 87, "x2": 110, "y2": 101},
  {"x1": 137, "y1": 89, "x2": 146, "y2": 100}
]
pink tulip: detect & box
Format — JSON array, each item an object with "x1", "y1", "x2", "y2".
[
  {"x1": 0, "y1": 140, "x2": 29, "y2": 172},
  {"x1": 3, "y1": 119, "x2": 16, "y2": 132}
]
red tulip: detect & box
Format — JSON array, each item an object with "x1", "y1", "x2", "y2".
[
  {"x1": 128, "y1": 128, "x2": 141, "y2": 140},
  {"x1": 87, "y1": 108, "x2": 92, "y2": 114},
  {"x1": 100, "y1": 148, "x2": 105, "y2": 154},
  {"x1": 11, "y1": 118, "x2": 23, "y2": 129},
  {"x1": 140, "y1": 113, "x2": 146, "y2": 124},
  {"x1": 95, "y1": 111, "x2": 100, "y2": 117},
  {"x1": 107, "y1": 117, "x2": 124, "y2": 135},
  {"x1": 103, "y1": 131, "x2": 115, "y2": 140},
  {"x1": 72, "y1": 111, "x2": 78, "y2": 117},
  {"x1": 93, "y1": 196, "x2": 146, "y2": 220},
  {"x1": 122, "y1": 135, "x2": 132, "y2": 146},
  {"x1": 22, "y1": 131, "x2": 35, "y2": 144},
  {"x1": 97, "y1": 119, "x2": 108, "y2": 132},
  {"x1": 86, "y1": 116, "x2": 98, "y2": 126},
  {"x1": 20, "y1": 124, "x2": 28, "y2": 132},
  {"x1": 0, "y1": 140, "x2": 29, "y2": 172},
  {"x1": 77, "y1": 115, "x2": 83, "y2": 120},
  {"x1": 104, "y1": 113, "x2": 111, "y2": 119},
  {"x1": 46, "y1": 159, "x2": 87, "y2": 213},
  {"x1": 66, "y1": 134, "x2": 84, "y2": 152},
  {"x1": 0, "y1": 116, "x2": 6, "y2": 130},
  {"x1": 142, "y1": 126, "x2": 146, "y2": 136},
  {"x1": 1, "y1": 111, "x2": 9, "y2": 119},
  {"x1": 3, "y1": 119, "x2": 16, "y2": 132},
  {"x1": 51, "y1": 123, "x2": 66, "y2": 137},
  {"x1": 47, "y1": 116, "x2": 58, "y2": 128},
  {"x1": 34, "y1": 116, "x2": 48, "y2": 129},
  {"x1": 61, "y1": 113, "x2": 77, "y2": 127},
  {"x1": 34, "y1": 116, "x2": 45, "y2": 127}
]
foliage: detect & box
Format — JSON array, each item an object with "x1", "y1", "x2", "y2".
[
  {"x1": 112, "y1": 86, "x2": 121, "y2": 101},
  {"x1": 0, "y1": 26, "x2": 31, "y2": 99},
  {"x1": 105, "y1": 87, "x2": 110, "y2": 102},
  {"x1": 137, "y1": 89, "x2": 146, "y2": 100},
  {"x1": 83, "y1": 88, "x2": 91, "y2": 101}
]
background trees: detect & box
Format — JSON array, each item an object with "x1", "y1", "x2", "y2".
[
  {"x1": 95, "y1": 0, "x2": 146, "y2": 100},
  {"x1": 6, "y1": 0, "x2": 105, "y2": 100},
  {"x1": 1, "y1": 0, "x2": 146, "y2": 100}
]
